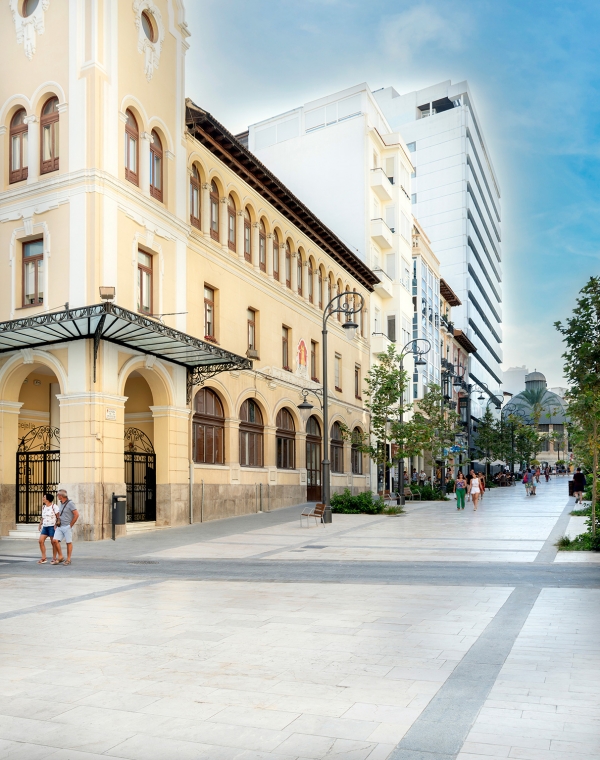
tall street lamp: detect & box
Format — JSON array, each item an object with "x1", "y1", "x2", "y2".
[
  {"x1": 298, "y1": 291, "x2": 364, "y2": 522},
  {"x1": 396, "y1": 338, "x2": 431, "y2": 505}
]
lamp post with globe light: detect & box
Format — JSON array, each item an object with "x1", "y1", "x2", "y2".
[{"x1": 297, "y1": 291, "x2": 364, "y2": 522}]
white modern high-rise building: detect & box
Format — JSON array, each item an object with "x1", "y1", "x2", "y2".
[{"x1": 374, "y1": 81, "x2": 503, "y2": 404}]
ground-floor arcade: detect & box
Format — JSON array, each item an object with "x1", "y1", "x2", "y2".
[{"x1": 0, "y1": 338, "x2": 369, "y2": 540}]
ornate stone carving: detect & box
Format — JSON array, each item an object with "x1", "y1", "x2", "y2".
[
  {"x1": 132, "y1": 0, "x2": 164, "y2": 82},
  {"x1": 10, "y1": 0, "x2": 50, "y2": 61}
]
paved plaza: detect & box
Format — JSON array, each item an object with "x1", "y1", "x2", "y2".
[{"x1": 0, "y1": 478, "x2": 598, "y2": 759}]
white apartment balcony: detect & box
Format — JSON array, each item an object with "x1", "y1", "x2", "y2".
[
  {"x1": 370, "y1": 168, "x2": 394, "y2": 201},
  {"x1": 370, "y1": 218, "x2": 393, "y2": 250},
  {"x1": 371, "y1": 267, "x2": 394, "y2": 299},
  {"x1": 370, "y1": 332, "x2": 395, "y2": 357}
]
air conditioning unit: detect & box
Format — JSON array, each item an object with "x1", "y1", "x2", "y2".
[{"x1": 246, "y1": 349, "x2": 259, "y2": 359}]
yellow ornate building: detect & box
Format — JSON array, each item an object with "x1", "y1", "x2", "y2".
[{"x1": 0, "y1": 0, "x2": 375, "y2": 539}]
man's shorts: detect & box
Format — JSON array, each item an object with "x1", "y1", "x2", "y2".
[
  {"x1": 40, "y1": 526, "x2": 55, "y2": 537},
  {"x1": 54, "y1": 525, "x2": 73, "y2": 543}
]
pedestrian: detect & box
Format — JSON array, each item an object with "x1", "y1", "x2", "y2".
[
  {"x1": 523, "y1": 469, "x2": 531, "y2": 496},
  {"x1": 573, "y1": 467, "x2": 586, "y2": 504},
  {"x1": 411, "y1": 468, "x2": 418, "y2": 484},
  {"x1": 479, "y1": 472, "x2": 486, "y2": 498},
  {"x1": 454, "y1": 472, "x2": 467, "y2": 510},
  {"x1": 465, "y1": 469, "x2": 472, "y2": 501},
  {"x1": 535, "y1": 466, "x2": 541, "y2": 484},
  {"x1": 468, "y1": 469, "x2": 482, "y2": 510},
  {"x1": 38, "y1": 493, "x2": 59, "y2": 564},
  {"x1": 544, "y1": 466, "x2": 550, "y2": 482},
  {"x1": 52, "y1": 489, "x2": 79, "y2": 566},
  {"x1": 418, "y1": 469, "x2": 426, "y2": 486},
  {"x1": 530, "y1": 468, "x2": 537, "y2": 496}
]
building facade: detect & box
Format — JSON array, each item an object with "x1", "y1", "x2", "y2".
[
  {"x1": 0, "y1": 0, "x2": 375, "y2": 539},
  {"x1": 374, "y1": 81, "x2": 503, "y2": 413}
]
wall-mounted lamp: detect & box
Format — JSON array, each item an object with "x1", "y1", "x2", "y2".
[{"x1": 99, "y1": 286, "x2": 116, "y2": 302}]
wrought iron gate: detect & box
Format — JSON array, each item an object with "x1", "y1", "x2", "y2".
[
  {"x1": 16, "y1": 427, "x2": 60, "y2": 524},
  {"x1": 124, "y1": 428, "x2": 156, "y2": 522}
]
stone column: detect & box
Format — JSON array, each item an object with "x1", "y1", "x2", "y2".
[
  {"x1": 0, "y1": 401, "x2": 23, "y2": 536},
  {"x1": 24, "y1": 115, "x2": 38, "y2": 184},
  {"x1": 150, "y1": 404, "x2": 191, "y2": 528},
  {"x1": 252, "y1": 222, "x2": 260, "y2": 271},
  {"x1": 201, "y1": 183, "x2": 211, "y2": 238},
  {"x1": 266, "y1": 234, "x2": 274, "y2": 278},
  {"x1": 303, "y1": 262, "x2": 310, "y2": 303},
  {"x1": 140, "y1": 131, "x2": 152, "y2": 196},
  {"x1": 219, "y1": 196, "x2": 228, "y2": 251},
  {"x1": 236, "y1": 210, "x2": 245, "y2": 260},
  {"x1": 291, "y1": 252, "x2": 298, "y2": 291}
]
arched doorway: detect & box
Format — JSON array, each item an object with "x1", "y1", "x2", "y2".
[
  {"x1": 306, "y1": 415, "x2": 321, "y2": 502},
  {"x1": 16, "y1": 367, "x2": 61, "y2": 523},
  {"x1": 124, "y1": 373, "x2": 156, "y2": 522}
]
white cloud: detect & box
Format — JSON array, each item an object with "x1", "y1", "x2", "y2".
[{"x1": 381, "y1": 3, "x2": 474, "y2": 64}]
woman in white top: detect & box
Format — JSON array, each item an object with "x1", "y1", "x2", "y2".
[
  {"x1": 468, "y1": 469, "x2": 482, "y2": 510},
  {"x1": 38, "y1": 493, "x2": 60, "y2": 564}
]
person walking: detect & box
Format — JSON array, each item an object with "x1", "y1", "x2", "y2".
[
  {"x1": 544, "y1": 466, "x2": 550, "y2": 482},
  {"x1": 38, "y1": 493, "x2": 59, "y2": 564},
  {"x1": 468, "y1": 469, "x2": 482, "y2": 510},
  {"x1": 523, "y1": 469, "x2": 531, "y2": 496},
  {"x1": 535, "y1": 466, "x2": 541, "y2": 484},
  {"x1": 573, "y1": 467, "x2": 586, "y2": 504},
  {"x1": 530, "y1": 467, "x2": 537, "y2": 496},
  {"x1": 418, "y1": 470, "x2": 426, "y2": 487},
  {"x1": 52, "y1": 489, "x2": 79, "y2": 565},
  {"x1": 454, "y1": 472, "x2": 467, "y2": 510},
  {"x1": 465, "y1": 469, "x2": 472, "y2": 501}
]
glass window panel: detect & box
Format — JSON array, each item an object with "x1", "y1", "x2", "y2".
[
  {"x1": 191, "y1": 185, "x2": 199, "y2": 218},
  {"x1": 37, "y1": 259, "x2": 43, "y2": 303},
  {"x1": 43, "y1": 125, "x2": 51, "y2": 161},
  {"x1": 22, "y1": 132, "x2": 28, "y2": 168},
  {"x1": 24, "y1": 261, "x2": 35, "y2": 304},
  {"x1": 11, "y1": 135, "x2": 20, "y2": 170},
  {"x1": 153, "y1": 155, "x2": 161, "y2": 190},
  {"x1": 54, "y1": 121, "x2": 59, "y2": 158},
  {"x1": 211, "y1": 201, "x2": 218, "y2": 231},
  {"x1": 141, "y1": 270, "x2": 151, "y2": 312},
  {"x1": 138, "y1": 251, "x2": 152, "y2": 267},
  {"x1": 129, "y1": 136, "x2": 137, "y2": 172},
  {"x1": 24, "y1": 240, "x2": 43, "y2": 257}
]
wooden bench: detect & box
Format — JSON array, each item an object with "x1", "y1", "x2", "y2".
[
  {"x1": 300, "y1": 503, "x2": 326, "y2": 527},
  {"x1": 403, "y1": 487, "x2": 421, "y2": 501}
]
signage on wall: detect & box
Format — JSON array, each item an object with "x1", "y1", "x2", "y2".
[{"x1": 105, "y1": 408, "x2": 117, "y2": 421}]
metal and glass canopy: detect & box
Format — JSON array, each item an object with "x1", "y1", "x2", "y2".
[{"x1": 0, "y1": 303, "x2": 252, "y2": 399}]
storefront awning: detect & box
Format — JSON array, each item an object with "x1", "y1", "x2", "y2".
[{"x1": 0, "y1": 303, "x2": 252, "y2": 399}]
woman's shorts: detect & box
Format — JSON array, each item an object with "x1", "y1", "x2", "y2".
[{"x1": 40, "y1": 526, "x2": 55, "y2": 537}]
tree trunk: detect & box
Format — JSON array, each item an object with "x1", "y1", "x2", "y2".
[{"x1": 593, "y1": 419, "x2": 598, "y2": 537}]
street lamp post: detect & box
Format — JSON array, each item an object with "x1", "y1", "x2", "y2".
[
  {"x1": 299, "y1": 291, "x2": 364, "y2": 522},
  {"x1": 396, "y1": 339, "x2": 430, "y2": 506}
]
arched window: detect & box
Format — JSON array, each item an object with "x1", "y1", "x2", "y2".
[
  {"x1": 124, "y1": 109, "x2": 139, "y2": 185},
  {"x1": 227, "y1": 195, "x2": 236, "y2": 251},
  {"x1": 193, "y1": 388, "x2": 225, "y2": 464},
  {"x1": 239, "y1": 399, "x2": 263, "y2": 467},
  {"x1": 210, "y1": 181, "x2": 219, "y2": 241},
  {"x1": 308, "y1": 261, "x2": 314, "y2": 303},
  {"x1": 297, "y1": 253, "x2": 303, "y2": 296},
  {"x1": 22, "y1": 0, "x2": 40, "y2": 15},
  {"x1": 244, "y1": 208, "x2": 252, "y2": 261},
  {"x1": 150, "y1": 130, "x2": 163, "y2": 201},
  {"x1": 190, "y1": 165, "x2": 201, "y2": 229},
  {"x1": 40, "y1": 97, "x2": 59, "y2": 174},
  {"x1": 331, "y1": 422, "x2": 344, "y2": 473},
  {"x1": 276, "y1": 408, "x2": 296, "y2": 469},
  {"x1": 351, "y1": 427, "x2": 363, "y2": 474},
  {"x1": 337, "y1": 280, "x2": 343, "y2": 321},
  {"x1": 285, "y1": 242, "x2": 292, "y2": 288},
  {"x1": 9, "y1": 109, "x2": 28, "y2": 184},
  {"x1": 259, "y1": 220, "x2": 266, "y2": 271},
  {"x1": 273, "y1": 232, "x2": 280, "y2": 280}
]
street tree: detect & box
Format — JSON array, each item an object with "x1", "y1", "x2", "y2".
[
  {"x1": 474, "y1": 405, "x2": 502, "y2": 479},
  {"x1": 409, "y1": 383, "x2": 462, "y2": 481},
  {"x1": 556, "y1": 276, "x2": 600, "y2": 535}
]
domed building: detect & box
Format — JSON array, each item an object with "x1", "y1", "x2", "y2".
[{"x1": 502, "y1": 371, "x2": 568, "y2": 465}]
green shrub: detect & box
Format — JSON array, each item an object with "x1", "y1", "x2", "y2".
[
  {"x1": 555, "y1": 535, "x2": 571, "y2": 548},
  {"x1": 383, "y1": 505, "x2": 405, "y2": 515},
  {"x1": 410, "y1": 484, "x2": 449, "y2": 501},
  {"x1": 330, "y1": 488, "x2": 385, "y2": 514},
  {"x1": 570, "y1": 507, "x2": 592, "y2": 516},
  {"x1": 556, "y1": 531, "x2": 600, "y2": 552},
  {"x1": 445, "y1": 479, "x2": 455, "y2": 493}
]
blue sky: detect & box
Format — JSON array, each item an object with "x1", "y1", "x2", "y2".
[{"x1": 184, "y1": 0, "x2": 600, "y2": 388}]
